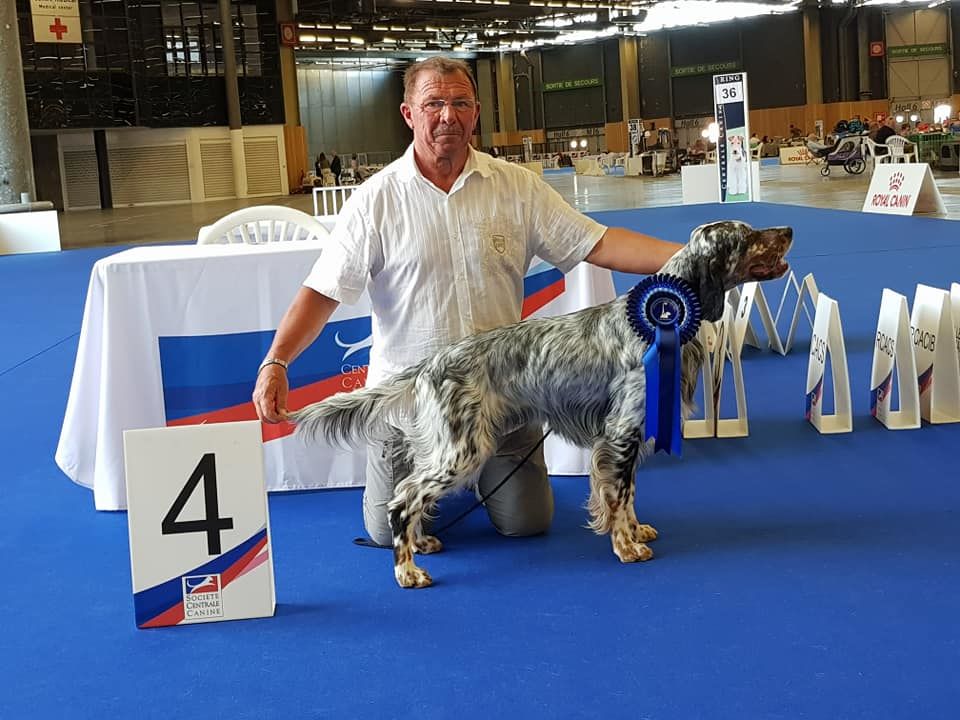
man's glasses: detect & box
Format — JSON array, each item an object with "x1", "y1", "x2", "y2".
[{"x1": 419, "y1": 99, "x2": 477, "y2": 115}]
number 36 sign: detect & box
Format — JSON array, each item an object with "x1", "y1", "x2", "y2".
[{"x1": 123, "y1": 421, "x2": 276, "y2": 628}]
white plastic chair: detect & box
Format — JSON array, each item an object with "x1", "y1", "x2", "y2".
[
  {"x1": 197, "y1": 205, "x2": 330, "y2": 245},
  {"x1": 312, "y1": 184, "x2": 358, "y2": 217},
  {"x1": 884, "y1": 135, "x2": 919, "y2": 163},
  {"x1": 750, "y1": 142, "x2": 763, "y2": 160},
  {"x1": 863, "y1": 137, "x2": 888, "y2": 167}
]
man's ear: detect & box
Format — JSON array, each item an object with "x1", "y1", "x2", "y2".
[{"x1": 400, "y1": 102, "x2": 414, "y2": 130}]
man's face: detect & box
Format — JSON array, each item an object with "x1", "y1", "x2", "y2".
[{"x1": 400, "y1": 70, "x2": 480, "y2": 160}]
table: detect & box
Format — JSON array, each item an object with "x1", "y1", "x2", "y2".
[
  {"x1": 56, "y1": 241, "x2": 616, "y2": 510},
  {"x1": 680, "y1": 162, "x2": 761, "y2": 204}
]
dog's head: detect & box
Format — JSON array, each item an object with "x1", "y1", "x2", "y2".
[{"x1": 667, "y1": 220, "x2": 792, "y2": 321}]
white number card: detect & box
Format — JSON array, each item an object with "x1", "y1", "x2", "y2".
[
  {"x1": 123, "y1": 421, "x2": 276, "y2": 628},
  {"x1": 714, "y1": 80, "x2": 743, "y2": 105}
]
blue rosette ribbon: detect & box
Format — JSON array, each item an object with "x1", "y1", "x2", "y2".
[{"x1": 626, "y1": 274, "x2": 702, "y2": 456}]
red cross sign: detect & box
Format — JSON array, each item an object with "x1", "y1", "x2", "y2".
[{"x1": 49, "y1": 17, "x2": 69, "y2": 40}]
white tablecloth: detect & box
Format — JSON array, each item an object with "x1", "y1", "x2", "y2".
[{"x1": 56, "y1": 241, "x2": 616, "y2": 510}]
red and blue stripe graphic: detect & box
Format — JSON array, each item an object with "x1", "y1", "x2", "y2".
[
  {"x1": 918, "y1": 364, "x2": 933, "y2": 396},
  {"x1": 160, "y1": 315, "x2": 372, "y2": 441},
  {"x1": 870, "y1": 370, "x2": 893, "y2": 417},
  {"x1": 805, "y1": 375, "x2": 824, "y2": 420},
  {"x1": 522, "y1": 262, "x2": 565, "y2": 318},
  {"x1": 134, "y1": 527, "x2": 269, "y2": 628},
  {"x1": 158, "y1": 265, "x2": 565, "y2": 441}
]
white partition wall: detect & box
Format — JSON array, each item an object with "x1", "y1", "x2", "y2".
[{"x1": 58, "y1": 126, "x2": 289, "y2": 210}]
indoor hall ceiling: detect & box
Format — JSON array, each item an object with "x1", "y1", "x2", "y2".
[{"x1": 292, "y1": 0, "x2": 805, "y2": 57}]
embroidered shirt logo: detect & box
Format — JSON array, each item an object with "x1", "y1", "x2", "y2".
[{"x1": 491, "y1": 234, "x2": 506, "y2": 254}]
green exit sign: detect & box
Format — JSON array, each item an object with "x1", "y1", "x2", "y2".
[{"x1": 542, "y1": 77, "x2": 601, "y2": 92}]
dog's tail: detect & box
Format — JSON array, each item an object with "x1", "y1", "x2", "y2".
[{"x1": 288, "y1": 366, "x2": 418, "y2": 447}]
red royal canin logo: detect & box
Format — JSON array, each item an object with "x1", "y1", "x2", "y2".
[{"x1": 889, "y1": 172, "x2": 904, "y2": 192}]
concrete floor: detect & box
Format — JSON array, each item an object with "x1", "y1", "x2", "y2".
[{"x1": 57, "y1": 162, "x2": 960, "y2": 250}]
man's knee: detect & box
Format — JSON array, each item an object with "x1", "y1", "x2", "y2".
[
  {"x1": 488, "y1": 492, "x2": 554, "y2": 537},
  {"x1": 362, "y1": 494, "x2": 393, "y2": 546}
]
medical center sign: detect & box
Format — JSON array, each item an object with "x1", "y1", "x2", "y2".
[{"x1": 31, "y1": 0, "x2": 82, "y2": 43}]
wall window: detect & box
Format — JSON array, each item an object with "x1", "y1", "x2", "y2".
[{"x1": 161, "y1": 1, "x2": 261, "y2": 77}]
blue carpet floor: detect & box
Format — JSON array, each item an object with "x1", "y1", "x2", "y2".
[{"x1": 2, "y1": 203, "x2": 959, "y2": 719}]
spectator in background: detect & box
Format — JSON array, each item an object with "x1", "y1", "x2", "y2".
[
  {"x1": 315, "y1": 152, "x2": 329, "y2": 176},
  {"x1": 329, "y1": 151, "x2": 342, "y2": 186},
  {"x1": 874, "y1": 116, "x2": 897, "y2": 145}
]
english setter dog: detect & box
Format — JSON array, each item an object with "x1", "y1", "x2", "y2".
[{"x1": 293, "y1": 220, "x2": 792, "y2": 588}]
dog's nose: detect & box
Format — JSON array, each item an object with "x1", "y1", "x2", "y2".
[{"x1": 783, "y1": 227, "x2": 793, "y2": 239}]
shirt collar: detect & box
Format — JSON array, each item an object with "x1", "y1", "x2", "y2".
[{"x1": 397, "y1": 144, "x2": 494, "y2": 186}]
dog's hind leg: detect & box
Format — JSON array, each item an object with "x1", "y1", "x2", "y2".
[
  {"x1": 388, "y1": 474, "x2": 449, "y2": 588},
  {"x1": 388, "y1": 451, "x2": 489, "y2": 588}
]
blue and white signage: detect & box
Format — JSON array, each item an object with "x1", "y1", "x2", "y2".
[
  {"x1": 713, "y1": 72, "x2": 754, "y2": 203},
  {"x1": 123, "y1": 421, "x2": 276, "y2": 628}
]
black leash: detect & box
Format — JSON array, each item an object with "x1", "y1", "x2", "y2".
[{"x1": 352, "y1": 429, "x2": 553, "y2": 549}]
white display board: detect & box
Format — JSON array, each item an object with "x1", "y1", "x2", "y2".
[
  {"x1": 681, "y1": 163, "x2": 761, "y2": 205},
  {"x1": 124, "y1": 421, "x2": 275, "y2": 628},
  {"x1": 713, "y1": 72, "x2": 754, "y2": 203},
  {"x1": 862, "y1": 163, "x2": 946, "y2": 216},
  {"x1": 0, "y1": 209, "x2": 61, "y2": 255},
  {"x1": 805, "y1": 293, "x2": 852, "y2": 434},
  {"x1": 870, "y1": 289, "x2": 920, "y2": 429},
  {"x1": 910, "y1": 284, "x2": 960, "y2": 423}
]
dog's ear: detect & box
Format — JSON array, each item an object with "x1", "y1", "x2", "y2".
[{"x1": 684, "y1": 222, "x2": 743, "y2": 322}]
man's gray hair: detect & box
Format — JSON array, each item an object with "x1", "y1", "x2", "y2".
[{"x1": 403, "y1": 57, "x2": 478, "y2": 102}]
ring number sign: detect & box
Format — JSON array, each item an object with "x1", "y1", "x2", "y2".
[{"x1": 124, "y1": 421, "x2": 276, "y2": 628}]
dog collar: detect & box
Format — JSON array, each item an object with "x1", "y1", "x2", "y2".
[{"x1": 625, "y1": 274, "x2": 702, "y2": 457}]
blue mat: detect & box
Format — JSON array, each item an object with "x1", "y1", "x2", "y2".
[{"x1": 3, "y1": 205, "x2": 960, "y2": 718}]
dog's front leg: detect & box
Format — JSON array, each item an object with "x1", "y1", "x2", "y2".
[
  {"x1": 388, "y1": 475, "x2": 441, "y2": 588},
  {"x1": 588, "y1": 429, "x2": 656, "y2": 563}
]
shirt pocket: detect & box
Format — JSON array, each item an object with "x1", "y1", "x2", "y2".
[{"x1": 478, "y1": 216, "x2": 525, "y2": 279}]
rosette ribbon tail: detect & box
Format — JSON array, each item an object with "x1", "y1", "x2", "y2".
[{"x1": 642, "y1": 322, "x2": 684, "y2": 456}]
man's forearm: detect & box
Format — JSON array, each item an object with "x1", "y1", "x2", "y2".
[
  {"x1": 585, "y1": 227, "x2": 683, "y2": 275},
  {"x1": 266, "y1": 287, "x2": 341, "y2": 363}
]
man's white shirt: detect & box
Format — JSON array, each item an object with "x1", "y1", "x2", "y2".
[{"x1": 303, "y1": 144, "x2": 607, "y2": 386}]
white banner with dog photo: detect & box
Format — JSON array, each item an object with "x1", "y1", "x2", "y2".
[{"x1": 714, "y1": 72, "x2": 755, "y2": 203}]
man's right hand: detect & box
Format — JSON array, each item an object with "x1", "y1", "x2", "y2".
[{"x1": 253, "y1": 365, "x2": 290, "y2": 423}]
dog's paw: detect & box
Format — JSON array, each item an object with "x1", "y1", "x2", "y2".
[
  {"x1": 632, "y1": 523, "x2": 658, "y2": 543},
  {"x1": 612, "y1": 533, "x2": 654, "y2": 563},
  {"x1": 395, "y1": 562, "x2": 433, "y2": 589},
  {"x1": 414, "y1": 535, "x2": 443, "y2": 555}
]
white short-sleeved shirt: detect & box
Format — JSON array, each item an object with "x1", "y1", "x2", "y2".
[{"x1": 303, "y1": 144, "x2": 607, "y2": 386}]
